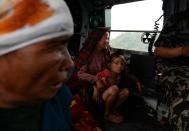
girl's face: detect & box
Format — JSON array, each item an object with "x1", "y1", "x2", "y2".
[
  {"x1": 97, "y1": 32, "x2": 109, "y2": 49},
  {"x1": 109, "y1": 56, "x2": 125, "y2": 74}
]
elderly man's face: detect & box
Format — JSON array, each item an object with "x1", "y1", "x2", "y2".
[{"x1": 2, "y1": 36, "x2": 74, "y2": 103}]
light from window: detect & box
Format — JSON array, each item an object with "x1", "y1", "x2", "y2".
[{"x1": 109, "y1": 0, "x2": 163, "y2": 52}]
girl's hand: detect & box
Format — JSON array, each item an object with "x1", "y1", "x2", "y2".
[
  {"x1": 96, "y1": 80, "x2": 104, "y2": 90},
  {"x1": 96, "y1": 127, "x2": 102, "y2": 131}
]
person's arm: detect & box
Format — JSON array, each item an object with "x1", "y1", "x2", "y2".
[
  {"x1": 154, "y1": 46, "x2": 183, "y2": 58},
  {"x1": 93, "y1": 79, "x2": 105, "y2": 102},
  {"x1": 77, "y1": 65, "x2": 97, "y2": 82},
  {"x1": 127, "y1": 73, "x2": 142, "y2": 93}
]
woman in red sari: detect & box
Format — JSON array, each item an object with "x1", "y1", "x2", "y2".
[
  {"x1": 68, "y1": 27, "x2": 110, "y2": 100},
  {"x1": 68, "y1": 27, "x2": 110, "y2": 130}
]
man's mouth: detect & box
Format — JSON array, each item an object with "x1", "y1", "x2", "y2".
[{"x1": 51, "y1": 82, "x2": 63, "y2": 91}]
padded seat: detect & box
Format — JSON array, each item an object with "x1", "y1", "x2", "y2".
[{"x1": 129, "y1": 54, "x2": 163, "y2": 100}]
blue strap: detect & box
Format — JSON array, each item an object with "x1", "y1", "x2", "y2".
[{"x1": 42, "y1": 86, "x2": 73, "y2": 131}]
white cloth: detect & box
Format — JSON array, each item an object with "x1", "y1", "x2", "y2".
[{"x1": 0, "y1": 0, "x2": 73, "y2": 56}]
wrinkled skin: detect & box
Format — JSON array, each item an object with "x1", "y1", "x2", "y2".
[{"x1": 0, "y1": 36, "x2": 74, "y2": 107}]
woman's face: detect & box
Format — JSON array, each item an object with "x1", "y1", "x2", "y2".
[
  {"x1": 1, "y1": 36, "x2": 74, "y2": 104},
  {"x1": 97, "y1": 32, "x2": 109, "y2": 49}
]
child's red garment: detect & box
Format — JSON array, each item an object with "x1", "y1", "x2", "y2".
[
  {"x1": 96, "y1": 69, "x2": 120, "y2": 89},
  {"x1": 96, "y1": 69, "x2": 111, "y2": 79},
  {"x1": 96, "y1": 69, "x2": 112, "y2": 87}
]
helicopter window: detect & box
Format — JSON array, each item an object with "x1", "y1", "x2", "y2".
[{"x1": 109, "y1": 0, "x2": 163, "y2": 53}]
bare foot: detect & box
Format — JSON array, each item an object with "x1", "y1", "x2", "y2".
[{"x1": 104, "y1": 113, "x2": 123, "y2": 124}]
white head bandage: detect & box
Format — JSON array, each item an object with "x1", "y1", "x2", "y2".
[{"x1": 0, "y1": 0, "x2": 74, "y2": 56}]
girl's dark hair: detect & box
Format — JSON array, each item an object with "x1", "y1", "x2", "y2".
[{"x1": 109, "y1": 51, "x2": 125, "y2": 64}]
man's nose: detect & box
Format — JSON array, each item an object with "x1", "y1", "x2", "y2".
[{"x1": 60, "y1": 50, "x2": 74, "y2": 71}]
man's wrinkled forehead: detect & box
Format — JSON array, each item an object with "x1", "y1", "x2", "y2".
[{"x1": 0, "y1": 0, "x2": 73, "y2": 56}]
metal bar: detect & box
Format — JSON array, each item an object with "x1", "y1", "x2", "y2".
[{"x1": 110, "y1": 29, "x2": 161, "y2": 33}]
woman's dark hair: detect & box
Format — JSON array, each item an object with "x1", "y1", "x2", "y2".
[{"x1": 82, "y1": 27, "x2": 110, "y2": 48}]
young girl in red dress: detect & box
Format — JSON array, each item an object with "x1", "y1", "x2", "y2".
[{"x1": 93, "y1": 53, "x2": 130, "y2": 123}]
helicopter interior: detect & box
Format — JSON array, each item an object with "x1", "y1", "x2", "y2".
[{"x1": 65, "y1": 0, "x2": 189, "y2": 130}]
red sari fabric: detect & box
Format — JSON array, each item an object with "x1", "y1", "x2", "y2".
[{"x1": 71, "y1": 94, "x2": 99, "y2": 131}]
